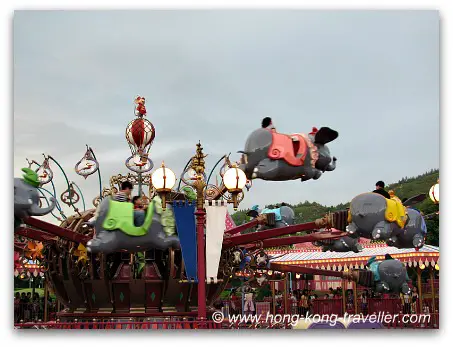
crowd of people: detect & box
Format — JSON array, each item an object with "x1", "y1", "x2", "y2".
[
  {"x1": 14, "y1": 291, "x2": 56, "y2": 323},
  {"x1": 218, "y1": 284, "x2": 425, "y2": 317}
]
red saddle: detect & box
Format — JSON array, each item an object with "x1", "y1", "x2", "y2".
[{"x1": 268, "y1": 131, "x2": 308, "y2": 167}]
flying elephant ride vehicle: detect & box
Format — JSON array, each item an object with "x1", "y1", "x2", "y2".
[
  {"x1": 85, "y1": 196, "x2": 180, "y2": 254},
  {"x1": 14, "y1": 168, "x2": 56, "y2": 228},
  {"x1": 346, "y1": 191, "x2": 428, "y2": 250},
  {"x1": 246, "y1": 204, "x2": 295, "y2": 230},
  {"x1": 365, "y1": 254, "x2": 411, "y2": 295},
  {"x1": 238, "y1": 125, "x2": 338, "y2": 182}
]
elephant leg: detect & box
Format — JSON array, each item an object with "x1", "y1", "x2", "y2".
[
  {"x1": 375, "y1": 281, "x2": 390, "y2": 292},
  {"x1": 313, "y1": 171, "x2": 322, "y2": 180},
  {"x1": 401, "y1": 283, "x2": 411, "y2": 295},
  {"x1": 336, "y1": 239, "x2": 350, "y2": 252},
  {"x1": 352, "y1": 241, "x2": 363, "y2": 253},
  {"x1": 371, "y1": 221, "x2": 392, "y2": 241},
  {"x1": 152, "y1": 234, "x2": 181, "y2": 250},
  {"x1": 251, "y1": 159, "x2": 280, "y2": 180},
  {"x1": 346, "y1": 222, "x2": 359, "y2": 237},
  {"x1": 322, "y1": 245, "x2": 331, "y2": 252},
  {"x1": 386, "y1": 236, "x2": 398, "y2": 247},
  {"x1": 412, "y1": 234, "x2": 425, "y2": 249},
  {"x1": 86, "y1": 230, "x2": 119, "y2": 254},
  {"x1": 147, "y1": 222, "x2": 181, "y2": 250}
]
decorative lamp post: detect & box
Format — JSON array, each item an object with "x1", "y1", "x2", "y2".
[
  {"x1": 151, "y1": 162, "x2": 176, "y2": 207},
  {"x1": 150, "y1": 142, "x2": 247, "y2": 320},
  {"x1": 223, "y1": 166, "x2": 247, "y2": 210},
  {"x1": 429, "y1": 180, "x2": 439, "y2": 204}
]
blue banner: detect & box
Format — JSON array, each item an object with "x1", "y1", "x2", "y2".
[{"x1": 173, "y1": 201, "x2": 198, "y2": 282}]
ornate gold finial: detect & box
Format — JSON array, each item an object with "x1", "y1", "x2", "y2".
[{"x1": 191, "y1": 141, "x2": 208, "y2": 176}]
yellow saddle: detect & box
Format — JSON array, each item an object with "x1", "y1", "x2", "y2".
[{"x1": 384, "y1": 196, "x2": 407, "y2": 228}]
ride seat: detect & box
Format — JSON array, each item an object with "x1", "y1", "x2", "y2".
[
  {"x1": 102, "y1": 199, "x2": 155, "y2": 236},
  {"x1": 384, "y1": 198, "x2": 407, "y2": 229},
  {"x1": 267, "y1": 131, "x2": 308, "y2": 167}
]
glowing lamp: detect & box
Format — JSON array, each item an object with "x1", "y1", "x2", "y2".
[
  {"x1": 223, "y1": 167, "x2": 247, "y2": 191},
  {"x1": 435, "y1": 264, "x2": 439, "y2": 271},
  {"x1": 419, "y1": 263, "x2": 426, "y2": 270},
  {"x1": 151, "y1": 162, "x2": 176, "y2": 210},
  {"x1": 151, "y1": 162, "x2": 176, "y2": 191},
  {"x1": 429, "y1": 181, "x2": 439, "y2": 204},
  {"x1": 222, "y1": 166, "x2": 247, "y2": 210}
]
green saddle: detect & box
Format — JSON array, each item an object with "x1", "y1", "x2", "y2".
[{"x1": 102, "y1": 199, "x2": 155, "y2": 237}]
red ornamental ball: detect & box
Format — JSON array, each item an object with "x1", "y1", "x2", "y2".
[{"x1": 126, "y1": 118, "x2": 156, "y2": 148}]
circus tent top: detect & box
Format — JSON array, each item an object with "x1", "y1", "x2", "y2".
[{"x1": 268, "y1": 242, "x2": 439, "y2": 270}]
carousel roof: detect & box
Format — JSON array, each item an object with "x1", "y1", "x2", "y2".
[{"x1": 268, "y1": 243, "x2": 439, "y2": 269}]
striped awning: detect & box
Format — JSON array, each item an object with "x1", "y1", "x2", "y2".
[{"x1": 268, "y1": 244, "x2": 439, "y2": 270}]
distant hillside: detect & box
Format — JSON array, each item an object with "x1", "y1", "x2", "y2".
[{"x1": 231, "y1": 169, "x2": 439, "y2": 245}]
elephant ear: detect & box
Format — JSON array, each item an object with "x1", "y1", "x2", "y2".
[
  {"x1": 313, "y1": 127, "x2": 338, "y2": 145},
  {"x1": 402, "y1": 194, "x2": 426, "y2": 207}
]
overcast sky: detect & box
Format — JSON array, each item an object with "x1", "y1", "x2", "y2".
[{"x1": 13, "y1": 10, "x2": 439, "y2": 221}]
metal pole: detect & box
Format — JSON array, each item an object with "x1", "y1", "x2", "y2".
[
  {"x1": 353, "y1": 280, "x2": 358, "y2": 314},
  {"x1": 89, "y1": 147, "x2": 103, "y2": 200},
  {"x1": 241, "y1": 279, "x2": 245, "y2": 313},
  {"x1": 195, "y1": 208, "x2": 206, "y2": 319},
  {"x1": 430, "y1": 267, "x2": 436, "y2": 312},
  {"x1": 417, "y1": 267, "x2": 423, "y2": 313},
  {"x1": 138, "y1": 173, "x2": 143, "y2": 196},
  {"x1": 284, "y1": 277, "x2": 288, "y2": 315},
  {"x1": 289, "y1": 272, "x2": 292, "y2": 293},
  {"x1": 272, "y1": 281, "x2": 276, "y2": 316},
  {"x1": 342, "y1": 279, "x2": 346, "y2": 315},
  {"x1": 44, "y1": 282, "x2": 48, "y2": 322},
  {"x1": 31, "y1": 276, "x2": 36, "y2": 299}
]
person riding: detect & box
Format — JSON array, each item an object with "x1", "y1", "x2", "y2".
[
  {"x1": 113, "y1": 181, "x2": 133, "y2": 202},
  {"x1": 261, "y1": 117, "x2": 276, "y2": 131},
  {"x1": 132, "y1": 195, "x2": 144, "y2": 210},
  {"x1": 373, "y1": 181, "x2": 391, "y2": 199},
  {"x1": 132, "y1": 195, "x2": 146, "y2": 226},
  {"x1": 85, "y1": 181, "x2": 134, "y2": 228}
]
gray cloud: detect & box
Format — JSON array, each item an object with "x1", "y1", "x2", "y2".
[{"x1": 14, "y1": 10, "x2": 439, "y2": 221}]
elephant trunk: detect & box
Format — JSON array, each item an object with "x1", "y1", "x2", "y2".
[{"x1": 29, "y1": 197, "x2": 56, "y2": 216}]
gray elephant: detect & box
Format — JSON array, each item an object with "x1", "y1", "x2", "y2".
[
  {"x1": 367, "y1": 255, "x2": 411, "y2": 294},
  {"x1": 386, "y1": 208, "x2": 426, "y2": 249},
  {"x1": 86, "y1": 197, "x2": 180, "y2": 254},
  {"x1": 239, "y1": 126, "x2": 338, "y2": 182},
  {"x1": 246, "y1": 204, "x2": 295, "y2": 230},
  {"x1": 346, "y1": 192, "x2": 427, "y2": 249},
  {"x1": 315, "y1": 234, "x2": 363, "y2": 253},
  {"x1": 14, "y1": 168, "x2": 56, "y2": 227}
]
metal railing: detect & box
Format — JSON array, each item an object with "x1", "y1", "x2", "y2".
[{"x1": 14, "y1": 302, "x2": 58, "y2": 323}]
